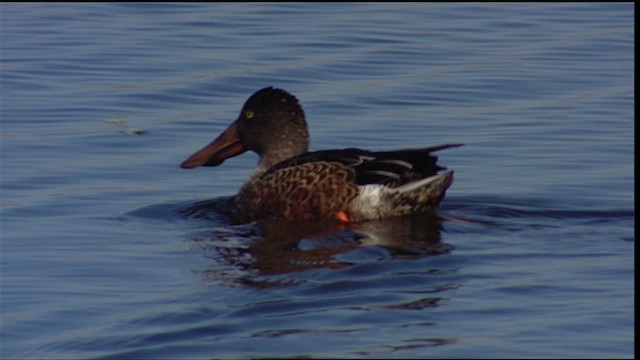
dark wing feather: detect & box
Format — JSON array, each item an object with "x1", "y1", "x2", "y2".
[{"x1": 267, "y1": 143, "x2": 463, "y2": 187}]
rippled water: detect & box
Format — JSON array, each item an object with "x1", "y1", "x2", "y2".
[{"x1": 1, "y1": 3, "x2": 634, "y2": 359}]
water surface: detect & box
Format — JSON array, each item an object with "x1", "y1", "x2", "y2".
[{"x1": 0, "y1": 3, "x2": 634, "y2": 358}]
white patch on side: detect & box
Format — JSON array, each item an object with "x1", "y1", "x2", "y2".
[
  {"x1": 358, "y1": 185, "x2": 384, "y2": 207},
  {"x1": 350, "y1": 184, "x2": 386, "y2": 220},
  {"x1": 349, "y1": 171, "x2": 454, "y2": 221}
]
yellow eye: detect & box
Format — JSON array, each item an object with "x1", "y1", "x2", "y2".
[{"x1": 245, "y1": 110, "x2": 254, "y2": 119}]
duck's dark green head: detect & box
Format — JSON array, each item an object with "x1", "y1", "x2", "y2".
[{"x1": 180, "y1": 87, "x2": 310, "y2": 169}]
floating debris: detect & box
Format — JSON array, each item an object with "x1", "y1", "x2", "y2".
[
  {"x1": 106, "y1": 118, "x2": 125, "y2": 126},
  {"x1": 105, "y1": 117, "x2": 147, "y2": 135}
]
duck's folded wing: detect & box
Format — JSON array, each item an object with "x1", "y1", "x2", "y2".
[{"x1": 267, "y1": 143, "x2": 463, "y2": 187}]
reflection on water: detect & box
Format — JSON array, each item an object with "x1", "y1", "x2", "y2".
[{"x1": 181, "y1": 197, "x2": 453, "y2": 283}]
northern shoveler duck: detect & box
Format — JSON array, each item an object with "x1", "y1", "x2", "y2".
[{"x1": 181, "y1": 87, "x2": 462, "y2": 223}]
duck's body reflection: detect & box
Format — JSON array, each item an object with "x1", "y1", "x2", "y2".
[
  {"x1": 254, "y1": 216, "x2": 451, "y2": 274},
  {"x1": 184, "y1": 199, "x2": 453, "y2": 278}
]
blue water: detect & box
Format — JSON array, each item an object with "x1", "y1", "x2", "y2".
[{"x1": 0, "y1": 3, "x2": 634, "y2": 358}]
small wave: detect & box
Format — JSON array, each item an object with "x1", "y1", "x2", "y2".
[
  {"x1": 445, "y1": 195, "x2": 634, "y2": 220},
  {"x1": 126, "y1": 197, "x2": 235, "y2": 224}
]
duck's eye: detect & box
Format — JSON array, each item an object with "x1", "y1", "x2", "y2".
[{"x1": 245, "y1": 110, "x2": 254, "y2": 119}]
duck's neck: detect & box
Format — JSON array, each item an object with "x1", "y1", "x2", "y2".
[
  {"x1": 252, "y1": 137, "x2": 309, "y2": 176},
  {"x1": 251, "y1": 159, "x2": 274, "y2": 179},
  {"x1": 242, "y1": 152, "x2": 291, "y2": 190},
  {"x1": 252, "y1": 149, "x2": 297, "y2": 177}
]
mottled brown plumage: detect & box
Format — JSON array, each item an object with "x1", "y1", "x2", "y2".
[
  {"x1": 180, "y1": 87, "x2": 462, "y2": 222},
  {"x1": 235, "y1": 162, "x2": 358, "y2": 222}
]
